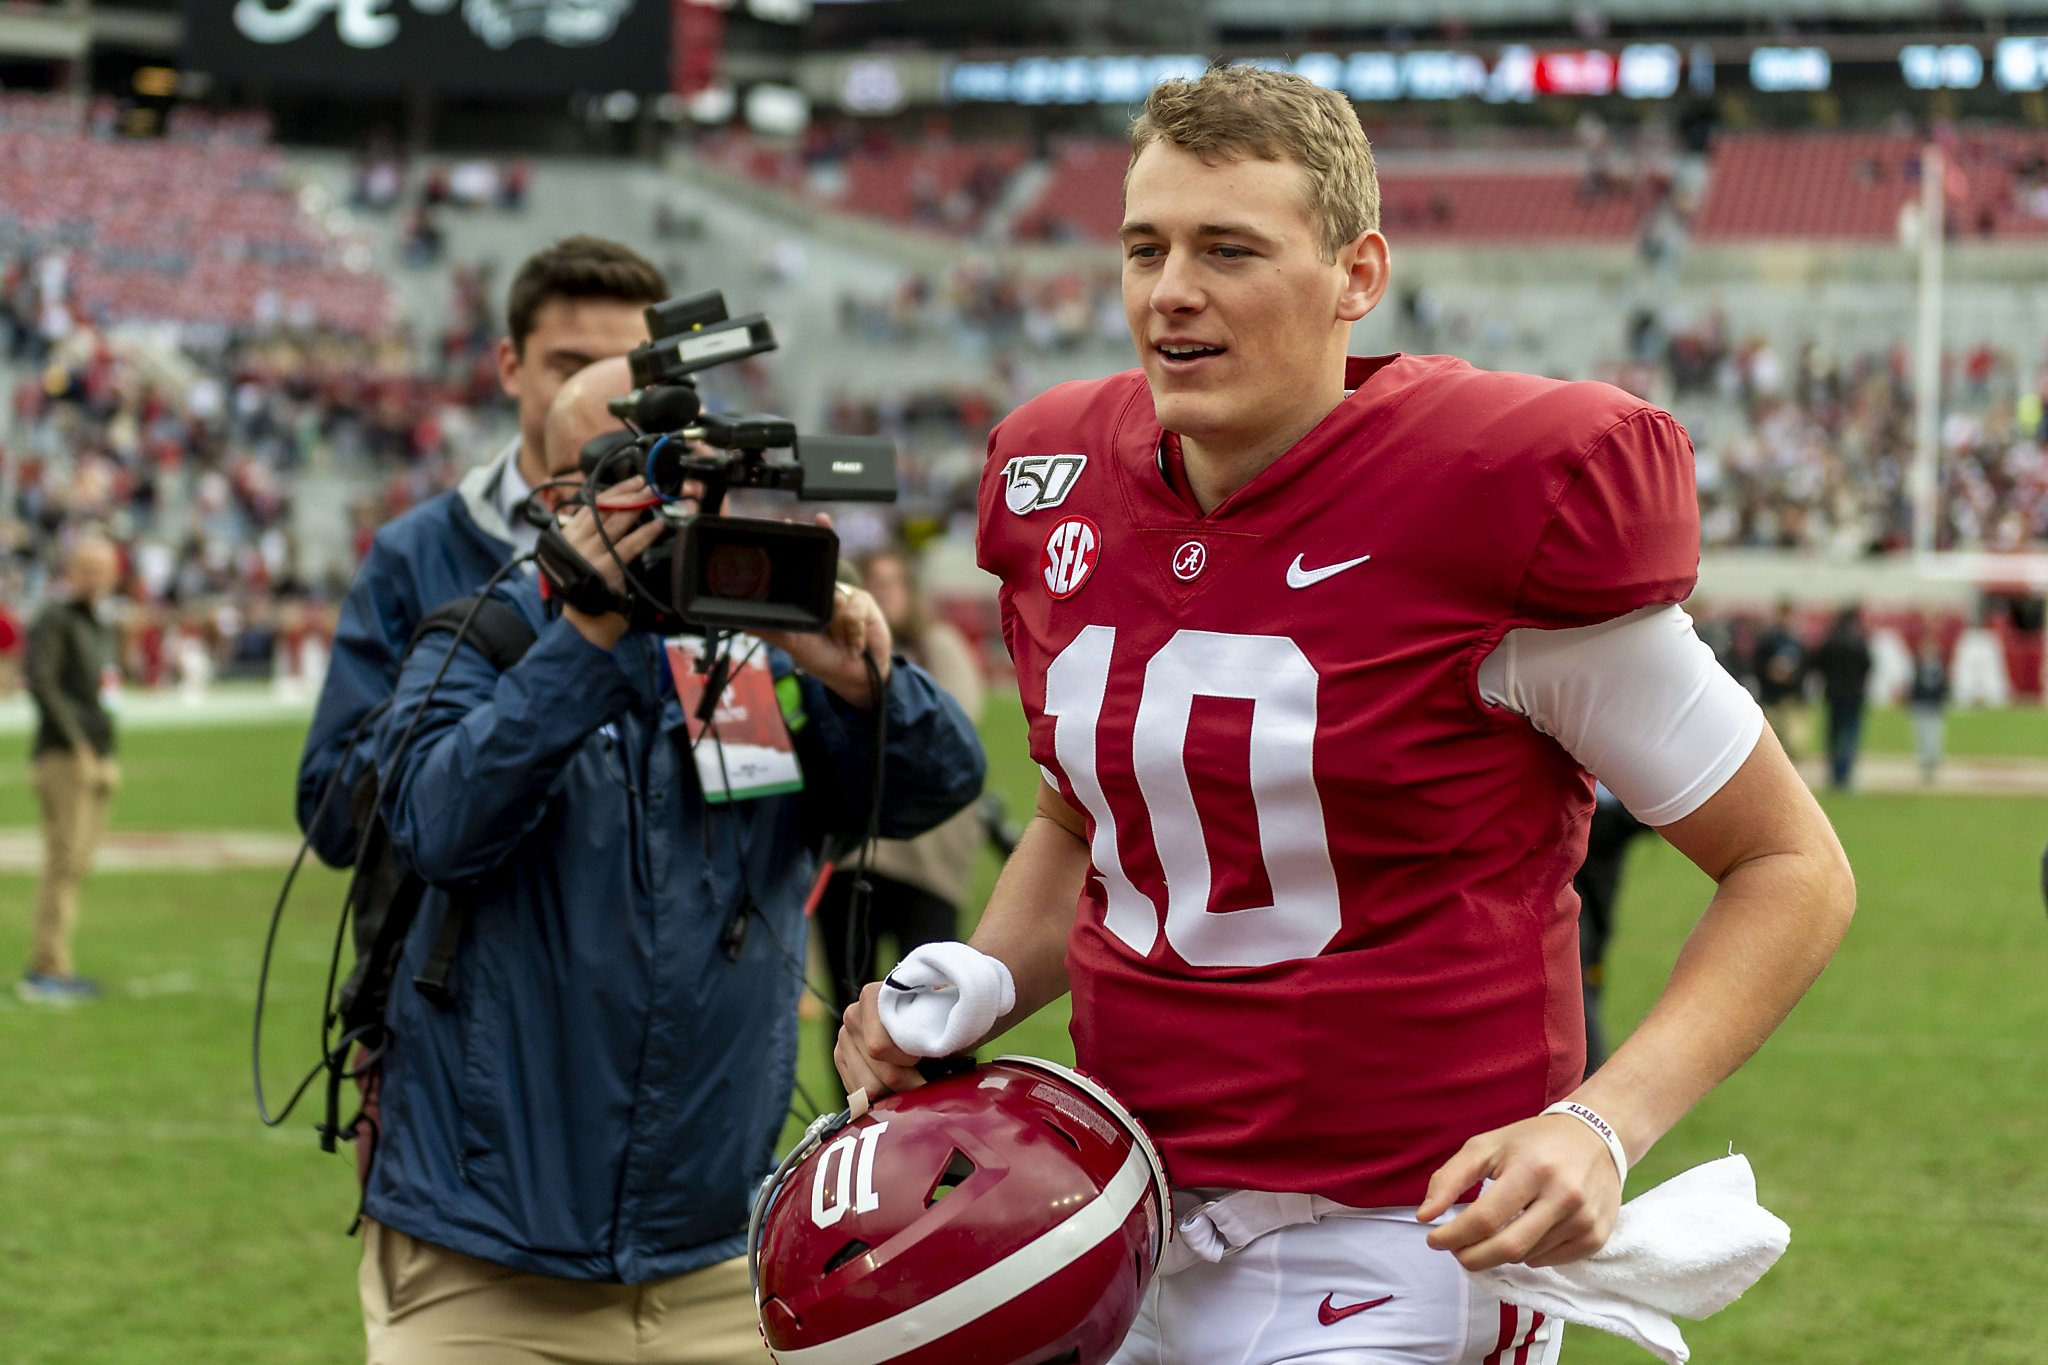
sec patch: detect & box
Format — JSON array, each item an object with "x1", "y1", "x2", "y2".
[{"x1": 1042, "y1": 517, "x2": 1100, "y2": 599}]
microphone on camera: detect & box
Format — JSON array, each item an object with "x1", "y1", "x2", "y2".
[{"x1": 609, "y1": 382, "x2": 703, "y2": 436}]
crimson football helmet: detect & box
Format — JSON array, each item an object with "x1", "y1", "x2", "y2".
[{"x1": 749, "y1": 1057, "x2": 1171, "y2": 1365}]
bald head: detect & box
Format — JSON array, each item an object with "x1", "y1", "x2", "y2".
[
  {"x1": 531, "y1": 356, "x2": 636, "y2": 507},
  {"x1": 65, "y1": 534, "x2": 120, "y2": 603}
]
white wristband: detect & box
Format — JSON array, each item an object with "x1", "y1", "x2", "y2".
[{"x1": 1541, "y1": 1101, "x2": 1629, "y2": 1190}]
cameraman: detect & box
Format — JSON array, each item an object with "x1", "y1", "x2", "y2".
[
  {"x1": 297, "y1": 236, "x2": 667, "y2": 867},
  {"x1": 356, "y1": 382, "x2": 986, "y2": 1363}
]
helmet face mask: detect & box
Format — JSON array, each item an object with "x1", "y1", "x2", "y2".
[{"x1": 751, "y1": 1057, "x2": 1171, "y2": 1365}]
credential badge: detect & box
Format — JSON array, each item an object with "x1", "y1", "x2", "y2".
[{"x1": 1003, "y1": 454, "x2": 1088, "y2": 515}]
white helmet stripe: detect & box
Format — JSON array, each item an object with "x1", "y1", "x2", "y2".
[{"x1": 768, "y1": 1143, "x2": 1155, "y2": 1365}]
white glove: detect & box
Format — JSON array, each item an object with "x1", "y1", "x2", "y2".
[{"x1": 877, "y1": 941, "x2": 1017, "y2": 1059}]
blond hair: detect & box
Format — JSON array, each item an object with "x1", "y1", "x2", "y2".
[{"x1": 1127, "y1": 65, "x2": 1380, "y2": 261}]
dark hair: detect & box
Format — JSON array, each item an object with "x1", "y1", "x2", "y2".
[{"x1": 505, "y1": 235, "x2": 667, "y2": 355}]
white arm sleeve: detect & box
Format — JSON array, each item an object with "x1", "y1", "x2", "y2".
[{"x1": 1477, "y1": 604, "x2": 1765, "y2": 826}]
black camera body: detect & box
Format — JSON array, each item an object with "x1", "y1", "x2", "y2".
[{"x1": 539, "y1": 290, "x2": 897, "y2": 635}]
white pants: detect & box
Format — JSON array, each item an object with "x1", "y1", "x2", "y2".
[{"x1": 1112, "y1": 1204, "x2": 1563, "y2": 1365}]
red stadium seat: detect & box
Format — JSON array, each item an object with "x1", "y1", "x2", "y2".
[{"x1": 0, "y1": 95, "x2": 392, "y2": 334}]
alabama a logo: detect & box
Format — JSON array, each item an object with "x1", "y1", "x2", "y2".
[
  {"x1": 1003, "y1": 454, "x2": 1087, "y2": 515},
  {"x1": 1043, "y1": 517, "x2": 1100, "y2": 599}
]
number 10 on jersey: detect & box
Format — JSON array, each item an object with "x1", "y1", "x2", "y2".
[{"x1": 1043, "y1": 625, "x2": 1343, "y2": 971}]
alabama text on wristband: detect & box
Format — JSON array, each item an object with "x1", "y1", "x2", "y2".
[{"x1": 1541, "y1": 1100, "x2": 1629, "y2": 1190}]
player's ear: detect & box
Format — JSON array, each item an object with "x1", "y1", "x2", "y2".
[{"x1": 1335, "y1": 230, "x2": 1390, "y2": 324}]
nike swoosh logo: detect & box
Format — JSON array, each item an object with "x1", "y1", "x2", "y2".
[
  {"x1": 1286, "y1": 552, "x2": 1373, "y2": 588},
  {"x1": 1318, "y1": 1293, "x2": 1394, "y2": 1325}
]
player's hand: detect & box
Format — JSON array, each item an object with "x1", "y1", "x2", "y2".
[
  {"x1": 1416, "y1": 1112, "x2": 1623, "y2": 1270},
  {"x1": 834, "y1": 980, "x2": 925, "y2": 1099},
  {"x1": 759, "y1": 580, "x2": 893, "y2": 708}
]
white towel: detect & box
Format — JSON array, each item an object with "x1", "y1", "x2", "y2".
[
  {"x1": 877, "y1": 941, "x2": 1016, "y2": 1059},
  {"x1": 1470, "y1": 1154, "x2": 1790, "y2": 1365}
]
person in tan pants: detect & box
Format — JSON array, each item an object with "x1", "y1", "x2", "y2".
[
  {"x1": 351, "y1": 365, "x2": 984, "y2": 1365},
  {"x1": 21, "y1": 534, "x2": 122, "y2": 1004},
  {"x1": 359, "y1": 1221, "x2": 768, "y2": 1365}
]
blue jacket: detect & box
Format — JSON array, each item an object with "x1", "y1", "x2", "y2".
[
  {"x1": 296, "y1": 443, "x2": 522, "y2": 866},
  {"x1": 364, "y1": 577, "x2": 986, "y2": 1283}
]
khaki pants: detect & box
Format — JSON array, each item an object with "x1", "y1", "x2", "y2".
[
  {"x1": 1761, "y1": 699, "x2": 1808, "y2": 765},
  {"x1": 28, "y1": 749, "x2": 118, "y2": 978},
  {"x1": 360, "y1": 1220, "x2": 773, "y2": 1365}
]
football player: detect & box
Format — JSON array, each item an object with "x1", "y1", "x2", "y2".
[{"x1": 837, "y1": 65, "x2": 1853, "y2": 1364}]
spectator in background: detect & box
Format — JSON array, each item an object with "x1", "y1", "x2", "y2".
[
  {"x1": 1907, "y1": 622, "x2": 1951, "y2": 784},
  {"x1": 499, "y1": 160, "x2": 531, "y2": 211},
  {"x1": 19, "y1": 533, "x2": 121, "y2": 1004},
  {"x1": 1753, "y1": 598, "x2": 1810, "y2": 763},
  {"x1": 1814, "y1": 603, "x2": 1874, "y2": 791},
  {"x1": 1573, "y1": 783, "x2": 1647, "y2": 1075},
  {"x1": 816, "y1": 544, "x2": 988, "y2": 1031},
  {"x1": 401, "y1": 206, "x2": 445, "y2": 269},
  {"x1": 0, "y1": 592, "x2": 22, "y2": 695}
]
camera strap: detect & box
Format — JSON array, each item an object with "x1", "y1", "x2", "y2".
[{"x1": 535, "y1": 524, "x2": 627, "y2": 618}]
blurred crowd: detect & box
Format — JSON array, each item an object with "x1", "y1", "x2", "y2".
[
  {"x1": 1608, "y1": 310, "x2": 2048, "y2": 555},
  {"x1": 819, "y1": 267, "x2": 2048, "y2": 565},
  {"x1": 0, "y1": 293, "x2": 517, "y2": 702},
  {"x1": 836, "y1": 261, "x2": 1124, "y2": 358},
  {"x1": 7, "y1": 104, "x2": 2048, "y2": 705},
  {"x1": 2, "y1": 328, "x2": 410, "y2": 696},
  {"x1": 696, "y1": 122, "x2": 1024, "y2": 238},
  {"x1": 348, "y1": 131, "x2": 536, "y2": 268},
  {"x1": 10, "y1": 281, "x2": 2046, "y2": 704},
  {"x1": 0, "y1": 94, "x2": 389, "y2": 338}
]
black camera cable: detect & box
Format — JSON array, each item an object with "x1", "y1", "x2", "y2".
[
  {"x1": 252, "y1": 554, "x2": 533, "y2": 1231},
  {"x1": 582, "y1": 443, "x2": 684, "y2": 613},
  {"x1": 252, "y1": 697, "x2": 386, "y2": 1128},
  {"x1": 839, "y1": 648, "x2": 888, "y2": 1061},
  {"x1": 550, "y1": 455, "x2": 896, "y2": 1128},
  {"x1": 682, "y1": 630, "x2": 833, "y2": 1122},
  {"x1": 684, "y1": 637, "x2": 890, "y2": 1126}
]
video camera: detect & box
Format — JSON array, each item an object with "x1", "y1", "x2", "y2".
[{"x1": 536, "y1": 290, "x2": 897, "y2": 635}]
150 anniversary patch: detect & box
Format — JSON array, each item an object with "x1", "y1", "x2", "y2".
[{"x1": 1002, "y1": 454, "x2": 1087, "y2": 514}]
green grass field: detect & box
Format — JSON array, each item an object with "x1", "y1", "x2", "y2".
[{"x1": 2, "y1": 706, "x2": 2046, "y2": 1363}]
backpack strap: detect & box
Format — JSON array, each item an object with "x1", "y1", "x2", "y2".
[
  {"x1": 411, "y1": 898, "x2": 469, "y2": 1009},
  {"x1": 408, "y1": 594, "x2": 538, "y2": 673},
  {"x1": 400, "y1": 593, "x2": 536, "y2": 1009}
]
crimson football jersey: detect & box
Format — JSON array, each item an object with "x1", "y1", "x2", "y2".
[{"x1": 977, "y1": 353, "x2": 1700, "y2": 1209}]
